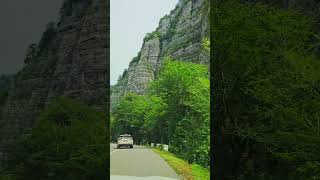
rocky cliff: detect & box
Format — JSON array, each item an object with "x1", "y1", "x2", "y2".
[
  {"x1": 0, "y1": 0, "x2": 108, "y2": 168},
  {"x1": 111, "y1": 0, "x2": 210, "y2": 110}
]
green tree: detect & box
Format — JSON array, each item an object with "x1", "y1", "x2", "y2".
[
  {"x1": 112, "y1": 59, "x2": 210, "y2": 167},
  {"x1": 151, "y1": 59, "x2": 210, "y2": 167},
  {"x1": 212, "y1": 0, "x2": 320, "y2": 179},
  {"x1": 112, "y1": 93, "x2": 166, "y2": 144},
  {"x1": 7, "y1": 97, "x2": 108, "y2": 180}
]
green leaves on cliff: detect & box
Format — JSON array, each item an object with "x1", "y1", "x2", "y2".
[
  {"x1": 143, "y1": 31, "x2": 161, "y2": 42},
  {"x1": 112, "y1": 59, "x2": 210, "y2": 167},
  {"x1": 212, "y1": 0, "x2": 320, "y2": 179},
  {"x1": 9, "y1": 97, "x2": 108, "y2": 180},
  {"x1": 202, "y1": 38, "x2": 210, "y2": 53}
]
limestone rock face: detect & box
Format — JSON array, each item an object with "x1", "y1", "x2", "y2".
[
  {"x1": 111, "y1": 0, "x2": 210, "y2": 109},
  {"x1": 126, "y1": 38, "x2": 160, "y2": 94},
  {"x1": 0, "y1": 0, "x2": 108, "y2": 168}
]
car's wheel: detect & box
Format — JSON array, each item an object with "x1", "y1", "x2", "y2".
[
  {"x1": 130, "y1": 145, "x2": 133, "y2": 148},
  {"x1": 117, "y1": 145, "x2": 120, "y2": 149}
]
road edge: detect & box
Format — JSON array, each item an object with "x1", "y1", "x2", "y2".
[{"x1": 148, "y1": 146, "x2": 210, "y2": 180}]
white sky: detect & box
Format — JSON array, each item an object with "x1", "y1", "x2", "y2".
[{"x1": 110, "y1": 0, "x2": 178, "y2": 85}]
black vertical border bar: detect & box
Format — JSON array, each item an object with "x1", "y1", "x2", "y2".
[
  {"x1": 211, "y1": 0, "x2": 226, "y2": 179},
  {"x1": 210, "y1": 0, "x2": 214, "y2": 179},
  {"x1": 210, "y1": 0, "x2": 215, "y2": 178},
  {"x1": 106, "y1": 0, "x2": 111, "y2": 179}
]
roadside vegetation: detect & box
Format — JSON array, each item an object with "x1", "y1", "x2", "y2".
[
  {"x1": 153, "y1": 148, "x2": 209, "y2": 180},
  {"x1": 111, "y1": 59, "x2": 210, "y2": 168},
  {"x1": 1, "y1": 97, "x2": 109, "y2": 180},
  {"x1": 212, "y1": 0, "x2": 320, "y2": 179}
]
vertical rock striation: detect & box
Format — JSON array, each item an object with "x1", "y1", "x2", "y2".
[
  {"x1": 111, "y1": 0, "x2": 210, "y2": 110},
  {"x1": 0, "y1": 0, "x2": 108, "y2": 168}
]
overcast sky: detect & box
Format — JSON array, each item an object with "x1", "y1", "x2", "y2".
[
  {"x1": 0, "y1": 0, "x2": 179, "y2": 83},
  {"x1": 110, "y1": 0, "x2": 178, "y2": 85},
  {"x1": 0, "y1": 0, "x2": 63, "y2": 75}
]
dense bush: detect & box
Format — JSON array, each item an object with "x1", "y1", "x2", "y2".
[
  {"x1": 5, "y1": 97, "x2": 108, "y2": 180},
  {"x1": 212, "y1": 0, "x2": 320, "y2": 179}
]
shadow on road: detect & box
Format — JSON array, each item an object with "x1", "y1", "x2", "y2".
[{"x1": 111, "y1": 144, "x2": 146, "y2": 150}]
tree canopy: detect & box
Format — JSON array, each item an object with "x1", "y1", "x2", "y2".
[
  {"x1": 112, "y1": 59, "x2": 210, "y2": 167},
  {"x1": 212, "y1": 0, "x2": 320, "y2": 179},
  {"x1": 4, "y1": 97, "x2": 109, "y2": 180}
]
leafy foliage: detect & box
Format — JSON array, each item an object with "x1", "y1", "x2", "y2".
[
  {"x1": 202, "y1": 38, "x2": 210, "y2": 53},
  {"x1": 112, "y1": 60, "x2": 210, "y2": 167},
  {"x1": 151, "y1": 59, "x2": 210, "y2": 167},
  {"x1": 143, "y1": 31, "x2": 161, "y2": 42},
  {"x1": 112, "y1": 93, "x2": 167, "y2": 144},
  {"x1": 5, "y1": 97, "x2": 108, "y2": 180},
  {"x1": 212, "y1": 0, "x2": 320, "y2": 179}
]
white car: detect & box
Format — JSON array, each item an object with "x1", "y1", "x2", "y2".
[{"x1": 117, "y1": 134, "x2": 133, "y2": 148}]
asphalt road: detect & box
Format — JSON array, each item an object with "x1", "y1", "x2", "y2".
[{"x1": 110, "y1": 143, "x2": 179, "y2": 180}]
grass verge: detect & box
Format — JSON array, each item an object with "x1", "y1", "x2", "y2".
[{"x1": 152, "y1": 148, "x2": 209, "y2": 180}]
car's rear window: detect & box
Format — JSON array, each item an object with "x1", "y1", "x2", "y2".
[{"x1": 120, "y1": 135, "x2": 132, "y2": 138}]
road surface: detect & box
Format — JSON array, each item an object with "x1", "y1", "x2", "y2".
[{"x1": 110, "y1": 143, "x2": 179, "y2": 180}]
